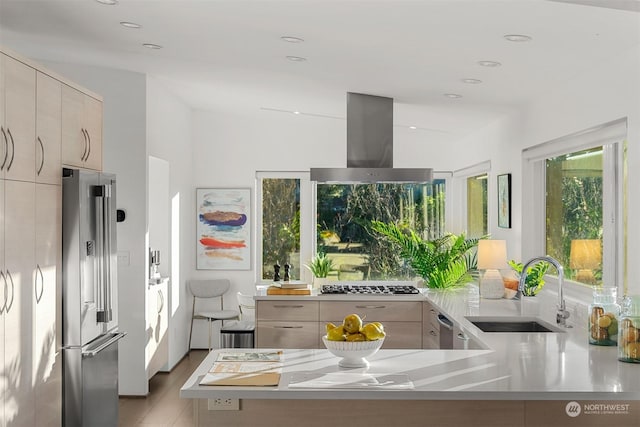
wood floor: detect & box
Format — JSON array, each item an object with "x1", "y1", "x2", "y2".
[{"x1": 118, "y1": 350, "x2": 208, "y2": 427}]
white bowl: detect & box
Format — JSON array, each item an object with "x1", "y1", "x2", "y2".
[{"x1": 322, "y1": 336, "x2": 385, "y2": 368}]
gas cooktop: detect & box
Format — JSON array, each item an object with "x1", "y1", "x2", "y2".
[{"x1": 320, "y1": 284, "x2": 420, "y2": 295}]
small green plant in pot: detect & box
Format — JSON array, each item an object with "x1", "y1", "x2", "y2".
[
  {"x1": 305, "y1": 253, "x2": 334, "y2": 286},
  {"x1": 508, "y1": 260, "x2": 550, "y2": 296}
]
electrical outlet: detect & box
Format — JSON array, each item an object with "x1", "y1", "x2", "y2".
[{"x1": 208, "y1": 398, "x2": 239, "y2": 411}]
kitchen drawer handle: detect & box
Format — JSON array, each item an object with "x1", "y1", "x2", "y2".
[
  {"x1": 272, "y1": 305, "x2": 305, "y2": 308},
  {"x1": 158, "y1": 289, "x2": 164, "y2": 313},
  {"x1": 0, "y1": 127, "x2": 8, "y2": 170},
  {"x1": 37, "y1": 137, "x2": 45, "y2": 175},
  {"x1": 355, "y1": 305, "x2": 386, "y2": 309},
  {"x1": 0, "y1": 271, "x2": 6, "y2": 314},
  {"x1": 457, "y1": 332, "x2": 469, "y2": 341},
  {"x1": 437, "y1": 314, "x2": 453, "y2": 330},
  {"x1": 6, "y1": 128, "x2": 15, "y2": 171},
  {"x1": 272, "y1": 325, "x2": 304, "y2": 329},
  {"x1": 5, "y1": 270, "x2": 14, "y2": 313},
  {"x1": 81, "y1": 128, "x2": 88, "y2": 161},
  {"x1": 85, "y1": 129, "x2": 91, "y2": 160},
  {"x1": 35, "y1": 264, "x2": 44, "y2": 304}
]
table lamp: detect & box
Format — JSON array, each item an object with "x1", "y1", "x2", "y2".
[
  {"x1": 478, "y1": 240, "x2": 508, "y2": 299},
  {"x1": 570, "y1": 239, "x2": 601, "y2": 285}
]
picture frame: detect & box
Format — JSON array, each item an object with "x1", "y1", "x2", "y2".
[
  {"x1": 196, "y1": 188, "x2": 251, "y2": 270},
  {"x1": 497, "y1": 174, "x2": 511, "y2": 229}
]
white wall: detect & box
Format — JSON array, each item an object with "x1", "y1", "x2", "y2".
[
  {"x1": 42, "y1": 61, "x2": 149, "y2": 394},
  {"x1": 146, "y1": 76, "x2": 194, "y2": 370}
]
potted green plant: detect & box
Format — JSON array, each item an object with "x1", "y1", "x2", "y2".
[
  {"x1": 371, "y1": 221, "x2": 482, "y2": 289},
  {"x1": 305, "y1": 252, "x2": 334, "y2": 287},
  {"x1": 508, "y1": 260, "x2": 550, "y2": 296}
]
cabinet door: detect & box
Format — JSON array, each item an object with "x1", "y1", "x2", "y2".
[
  {"x1": 61, "y1": 85, "x2": 85, "y2": 168},
  {"x1": 3, "y1": 55, "x2": 36, "y2": 182},
  {"x1": 0, "y1": 55, "x2": 5, "y2": 181},
  {"x1": 35, "y1": 73, "x2": 62, "y2": 185},
  {"x1": 0, "y1": 179, "x2": 4, "y2": 427},
  {"x1": 147, "y1": 279, "x2": 169, "y2": 379},
  {"x1": 83, "y1": 95, "x2": 102, "y2": 171},
  {"x1": 4, "y1": 180, "x2": 35, "y2": 426},
  {"x1": 34, "y1": 184, "x2": 61, "y2": 426}
]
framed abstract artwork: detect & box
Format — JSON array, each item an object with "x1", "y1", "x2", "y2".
[
  {"x1": 196, "y1": 188, "x2": 251, "y2": 270},
  {"x1": 497, "y1": 174, "x2": 511, "y2": 229}
]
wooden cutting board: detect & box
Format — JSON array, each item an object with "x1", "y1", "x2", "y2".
[{"x1": 267, "y1": 286, "x2": 311, "y2": 295}]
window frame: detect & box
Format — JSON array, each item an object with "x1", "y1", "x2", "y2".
[
  {"x1": 255, "y1": 171, "x2": 313, "y2": 285},
  {"x1": 521, "y1": 118, "x2": 626, "y2": 300},
  {"x1": 452, "y1": 161, "x2": 491, "y2": 236}
]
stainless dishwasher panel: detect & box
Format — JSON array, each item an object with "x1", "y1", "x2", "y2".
[{"x1": 437, "y1": 313, "x2": 454, "y2": 349}]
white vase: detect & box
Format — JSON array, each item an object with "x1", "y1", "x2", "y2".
[{"x1": 313, "y1": 277, "x2": 329, "y2": 289}]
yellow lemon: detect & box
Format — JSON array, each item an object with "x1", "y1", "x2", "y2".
[
  {"x1": 361, "y1": 323, "x2": 386, "y2": 341},
  {"x1": 343, "y1": 314, "x2": 363, "y2": 334},
  {"x1": 325, "y1": 322, "x2": 337, "y2": 333},
  {"x1": 327, "y1": 325, "x2": 346, "y2": 341},
  {"x1": 345, "y1": 332, "x2": 366, "y2": 342}
]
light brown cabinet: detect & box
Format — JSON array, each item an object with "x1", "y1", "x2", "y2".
[
  {"x1": 320, "y1": 300, "x2": 423, "y2": 349},
  {"x1": 256, "y1": 301, "x2": 320, "y2": 348},
  {"x1": 61, "y1": 84, "x2": 102, "y2": 171},
  {"x1": 35, "y1": 73, "x2": 62, "y2": 185},
  {"x1": 1, "y1": 53, "x2": 36, "y2": 182},
  {"x1": 423, "y1": 300, "x2": 441, "y2": 349}
]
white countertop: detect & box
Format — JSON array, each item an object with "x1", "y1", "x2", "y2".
[{"x1": 182, "y1": 285, "x2": 640, "y2": 401}]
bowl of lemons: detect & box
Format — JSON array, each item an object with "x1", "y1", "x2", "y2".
[{"x1": 323, "y1": 314, "x2": 386, "y2": 368}]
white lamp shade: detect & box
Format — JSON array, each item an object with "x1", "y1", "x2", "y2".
[
  {"x1": 570, "y1": 239, "x2": 601, "y2": 269},
  {"x1": 477, "y1": 240, "x2": 508, "y2": 270}
]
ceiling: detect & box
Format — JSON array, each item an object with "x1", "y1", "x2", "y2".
[{"x1": 1, "y1": 0, "x2": 639, "y2": 140}]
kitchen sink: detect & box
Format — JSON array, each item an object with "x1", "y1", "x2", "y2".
[{"x1": 465, "y1": 316, "x2": 565, "y2": 333}]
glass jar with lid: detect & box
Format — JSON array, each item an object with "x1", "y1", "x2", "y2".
[
  {"x1": 618, "y1": 295, "x2": 640, "y2": 363},
  {"x1": 588, "y1": 287, "x2": 620, "y2": 346}
]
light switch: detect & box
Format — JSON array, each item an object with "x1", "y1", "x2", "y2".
[{"x1": 117, "y1": 251, "x2": 130, "y2": 266}]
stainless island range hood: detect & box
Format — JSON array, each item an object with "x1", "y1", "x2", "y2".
[{"x1": 310, "y1": 92, "x2": 433, "y2": 183}]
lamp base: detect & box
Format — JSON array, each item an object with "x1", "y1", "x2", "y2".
[
  {"x1": 480, "y1": 269, "x2": 505, "y2": 299},
  {"x1": 575, "y1": 269, "x2": 596, "y2": 285}
]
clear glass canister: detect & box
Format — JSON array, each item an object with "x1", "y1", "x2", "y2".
[
  {"x1": 618, "y1": 295, "x2": 640, "y2": 363},
  {"x1": 588, "y1": 287, "x2": 620, "y2": 346}
]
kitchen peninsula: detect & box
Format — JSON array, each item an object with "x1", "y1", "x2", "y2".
[{"x1": 180, "y1": 286, "x2": 640, "y2": 426}]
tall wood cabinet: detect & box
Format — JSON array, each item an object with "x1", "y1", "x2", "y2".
[
  {"x1": 61, "y1": 85, "x2": 102, "y2": 171},
  {"x1": 1, "y1": 47, "x2": 97, "y2": 427}
]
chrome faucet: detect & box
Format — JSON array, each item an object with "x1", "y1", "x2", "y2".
[{"x1": 517, "y1": 256, "x2": 572, "y2": 328}]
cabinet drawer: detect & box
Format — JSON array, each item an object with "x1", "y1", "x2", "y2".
[
  {"x1": 257, "y1": 300, "x2": 318, "y2": 321},
  {"x1": 256, "y1": 321, "x2": 319, "y2": 348},
  {"x1": 320, "y1": 301, "x2": 422, "y2": 322},
  {"x1": 423, "y1": 325, "x2": 440, "y2": 349},
  {"x1": 424, "y1": 301, "x2": 440, "y2": 328}
]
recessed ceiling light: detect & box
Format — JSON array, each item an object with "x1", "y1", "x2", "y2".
[
  {"x1": 293, "y1": 111, "x2": 301, "y2": 115},
  {"x1": 504, "y1": 34, "x2": 532, "y2": 42},
  {"x1": 462, "y1": 78, "x2": 482, "y2": 84},
  {"x1": 409, "y1": 126, "x2": 417, "y2": 130},
  {"x1": 281, "y1": 36, "x2": 304, "y2": 43},
  {"x1": 286, "y1": 56, "x2": 307, "y2": 62},
  {"x1": 143, "y1": 43, "x2": 162, "y2": 49},
  {"x1": 120, "y1": 22, "x2": 141, "y2": 29},
  {"x1": 95, "y1": 0, "x2": 118, "y2": 5},
  {"x1": 477, "y1": 60, "x2": 501, "y2": 67},
  {"x1": 444, "y1": 93, "x2": 462, "y2": 99}
]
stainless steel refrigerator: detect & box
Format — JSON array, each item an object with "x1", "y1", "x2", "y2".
[{"x1": 62, "y1": 168, "x2": 126, "y2": 427}]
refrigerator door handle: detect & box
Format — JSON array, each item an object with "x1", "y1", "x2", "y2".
[
  {"x1": 93, "y1": 183, "x2": 113, "y2": 323},
  {"x1": 81, "y1": 332, "x2": 126, "y2": 358}
]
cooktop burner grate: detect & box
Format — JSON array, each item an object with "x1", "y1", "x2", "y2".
[{"x1": 320, "y1": 284, "x2": 420, "y2": 295}]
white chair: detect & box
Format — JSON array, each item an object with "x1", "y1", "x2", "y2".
[
  {"x1": 221, "y1": 292, "x2": 256, "y2": 348},
  {"x1": 188, "y1": 279, "x2": 239, "y2": 351}
]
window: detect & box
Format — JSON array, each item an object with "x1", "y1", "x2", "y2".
[
  {"x1": 256, "y1": 172, "x2": 312, "y2": 283},
  {"x1": 522, "y1": 119, "x2": 626, "y2": 292},
  {"x1": 315, "y1": 180, "x2": 446, "y2": 280},
  {"x1": 467, "y1": 174, "x2": 488, "y2": 238}
]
